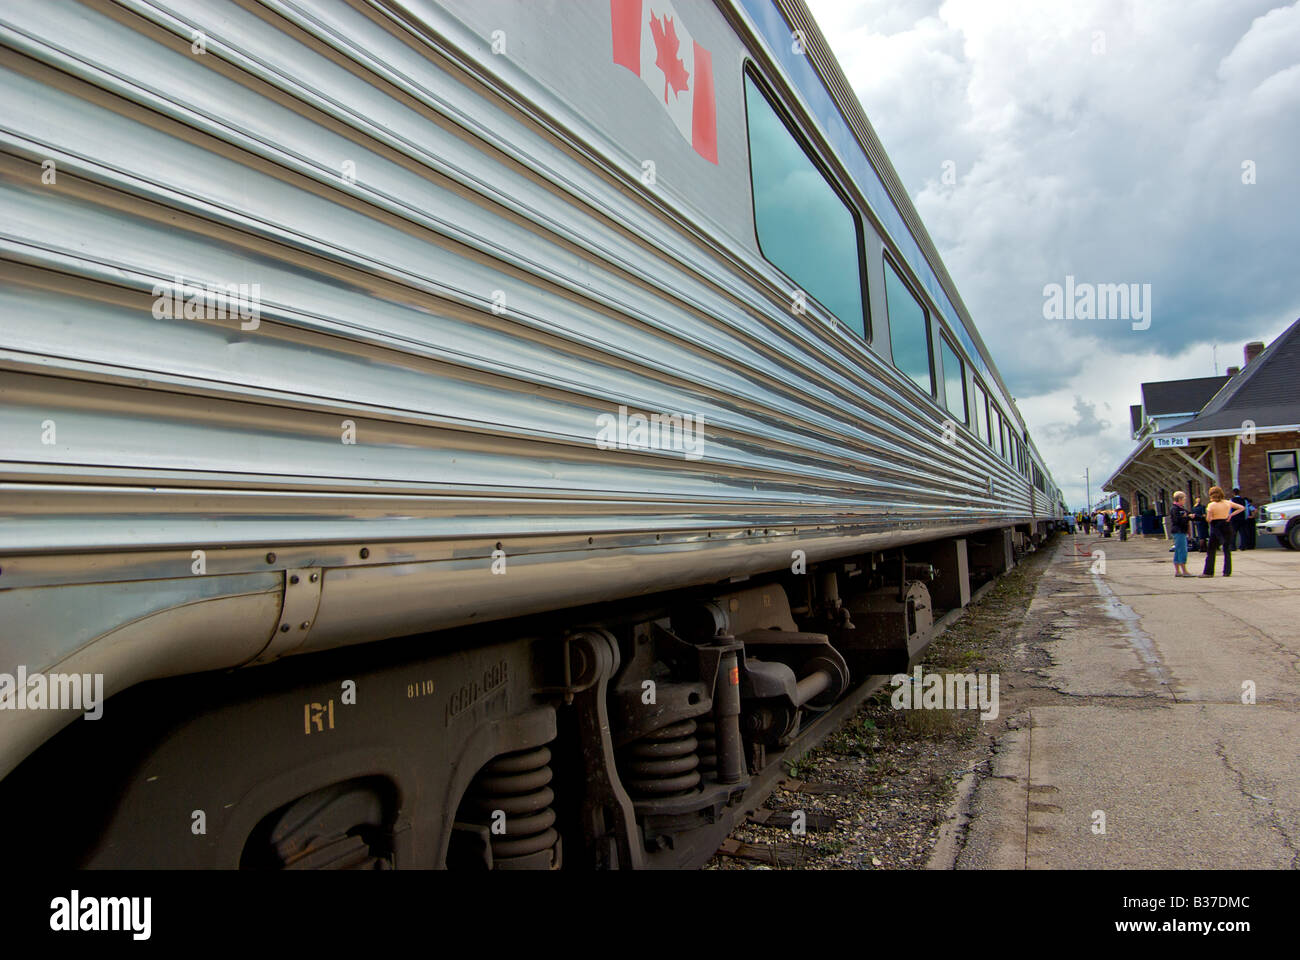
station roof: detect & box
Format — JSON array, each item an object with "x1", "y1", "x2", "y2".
[
  {"x1": 1152, "y1": 316, "x2": 1300, "y2": 436},
  {"x1": 1104, "y1": 316, "x2": 1300, "y2": 494},
  {"x1": 1140, "y1": 376, "x2": 1228, "y2": 417}
]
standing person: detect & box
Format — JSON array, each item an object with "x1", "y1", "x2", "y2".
[
  {"x1": 1169, "y1": 492, "x2": 1192, "y2": 577},
  {"x1": 1230, "y1": 488, "x2": 1247, "y2": 549},
  {"x1": 1200, "y1": 486, "x2": 1246, "y2": 577},
  {"x1": 1244, "y1": 497, "x2": 1258, "y2": 549},
  {"x1": 1192, "y1": 496, "x2": 1208, "y2": 552},
  {"x1": 1117, "y1": 504, "x2": 1128, "y2": 541},
  {"x1": 1082, "y1": 512, "x2": 1091, "y2": 534}
]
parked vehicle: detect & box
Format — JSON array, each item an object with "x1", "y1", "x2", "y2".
[{"x1": 1258, "y1": 498, "x2": 1300, "y2": 550}]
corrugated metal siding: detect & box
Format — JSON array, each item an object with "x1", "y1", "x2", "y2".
[
  {"x1": 1, "y1": 0, "x2": 1033, "y2": 567},
  {"x1": 0, "y1": 0, "x2": 1053, "y2": 778}
]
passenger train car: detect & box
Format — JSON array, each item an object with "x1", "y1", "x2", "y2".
[{"x1": 0, "y1": 0, "x2": 1062, "y2": 868}]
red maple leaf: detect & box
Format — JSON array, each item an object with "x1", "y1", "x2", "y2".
[{"x1": 649, "y1": 13, "x2": 690, "y2": 105}]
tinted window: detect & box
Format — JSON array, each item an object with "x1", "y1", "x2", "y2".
[
  {"x1": 972, "y1": 382, "x2": 988, "y2": 444},
  {"x1": 884, "y1": 261, "x2": 933, "y2": 394},
  {"x1": 745, "y1": 74, "x2": 866, "y2": 337},
  {"x1": 939, "y1": 338, "x2": 966, "y2": 423}
]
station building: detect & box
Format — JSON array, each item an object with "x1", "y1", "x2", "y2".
[{"x1": 1104, "y1": 317, "x2": 1300, "y2": 520}]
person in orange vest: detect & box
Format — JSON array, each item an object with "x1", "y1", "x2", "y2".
[{"x1": 1116, "y1": 505, "x2": 1128, "y2": 541}]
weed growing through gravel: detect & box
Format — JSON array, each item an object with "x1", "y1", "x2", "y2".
[{"x1": 784, "y1": 752, "x2": 818, "y2": 779}]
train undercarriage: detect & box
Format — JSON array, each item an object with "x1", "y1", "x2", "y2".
[{"x1": 1, "y1": 525, "x2": 1050, "y2": 869}]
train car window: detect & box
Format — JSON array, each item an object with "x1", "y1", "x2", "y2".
[
  {"x1": 883, "y1": 260, "x2": 934, "y2": 395},
  {"x1": 744, "y1": 72, "x2": 867, "y2": 338},
  {"x1": 939, "y1": 337, "x2": 966, "y2": 424},
  {"x1": 972, "y1": 381, "x2": 989, "y2": 445}
]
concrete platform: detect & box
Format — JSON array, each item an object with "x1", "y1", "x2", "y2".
[{"x1": 957, "y1": 533, "x2": 1300, "y2": 869}]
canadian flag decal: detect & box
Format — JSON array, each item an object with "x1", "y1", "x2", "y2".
[{"x1": 610, "y1": 0, "x2": 718, "y2": 164}]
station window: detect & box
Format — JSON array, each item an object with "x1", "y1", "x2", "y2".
[
  {"x1": 744, "y1": 72, "x2": 867, "y2": 338},
  {"x1": 883, "y1": 260, "x2": 933, "y2": 396},
  {"x1": 939, "y1": 337, "x2": 966, "y2": 424},
  {"x1": 972, "y1": 381, "x2": 989, "y2": 445},
  {"x1": 1268, "y1": 451, "x2": 1298, "y2": 501}
]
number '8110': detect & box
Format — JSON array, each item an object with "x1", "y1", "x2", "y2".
[{"x1": 407, "y1": 679, "x2": 435, "y2": 699}]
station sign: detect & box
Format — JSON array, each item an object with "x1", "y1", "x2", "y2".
[{"x1": 1153, "y1": 436, "x2": 1189, "y2": 448}]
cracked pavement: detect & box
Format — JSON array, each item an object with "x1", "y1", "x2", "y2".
[{"x1": 954, "y1": 533, "x2": 1300, "y2": 870}]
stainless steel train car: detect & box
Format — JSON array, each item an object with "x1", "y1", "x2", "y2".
[{"x1": 0, "y1": 0, "x2": 1062, "y2": 869}]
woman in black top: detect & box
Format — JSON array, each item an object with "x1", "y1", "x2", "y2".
[{"x1": 1169, "y1": 492, "x2": 1191, "y2": 577}]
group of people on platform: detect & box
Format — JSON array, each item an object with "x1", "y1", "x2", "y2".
[
  {"x1": 1076, "y1": 508, "x2": 1127, "y2": 539},
  {"x1": 1169, "y1": 487, "x2": 1250, "y2": 577},
  {"x1": 1172, "y1": 488, "x2": 1260, "y2": 553},
  {"x1": 1072, "y1": 487, "x2": 1261, "y2": 578}
]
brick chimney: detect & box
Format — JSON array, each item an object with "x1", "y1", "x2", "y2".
[
  {"x1": 1244, "y1": 341, "x2": 1265, "y2": 365},
  {"x1": 1226, "y1": 365, "x2": 1240, "y2": 377}
]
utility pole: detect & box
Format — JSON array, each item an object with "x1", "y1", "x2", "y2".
[{"x1": 1085, "y1": 468, "x2": 1091, "y2": 514}]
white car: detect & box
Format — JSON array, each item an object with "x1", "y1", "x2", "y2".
[{"x1": 1258, "y1": 498, "x2": 1300, "y2": 550}]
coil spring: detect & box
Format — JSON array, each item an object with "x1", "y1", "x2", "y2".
[
  {"x1": 695, "y1": 718, "x2": 717, "y2": 776},
  {"x1": 465, "y1": 745, "x2": 558, "y2": 863},
  {"x1": 619, "y1": 719, "x2": 702, "y2": 798}
]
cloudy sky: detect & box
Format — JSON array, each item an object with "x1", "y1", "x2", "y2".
[{"x1": 805, "y1": 0, "x2": 1300, "y2": 508}]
